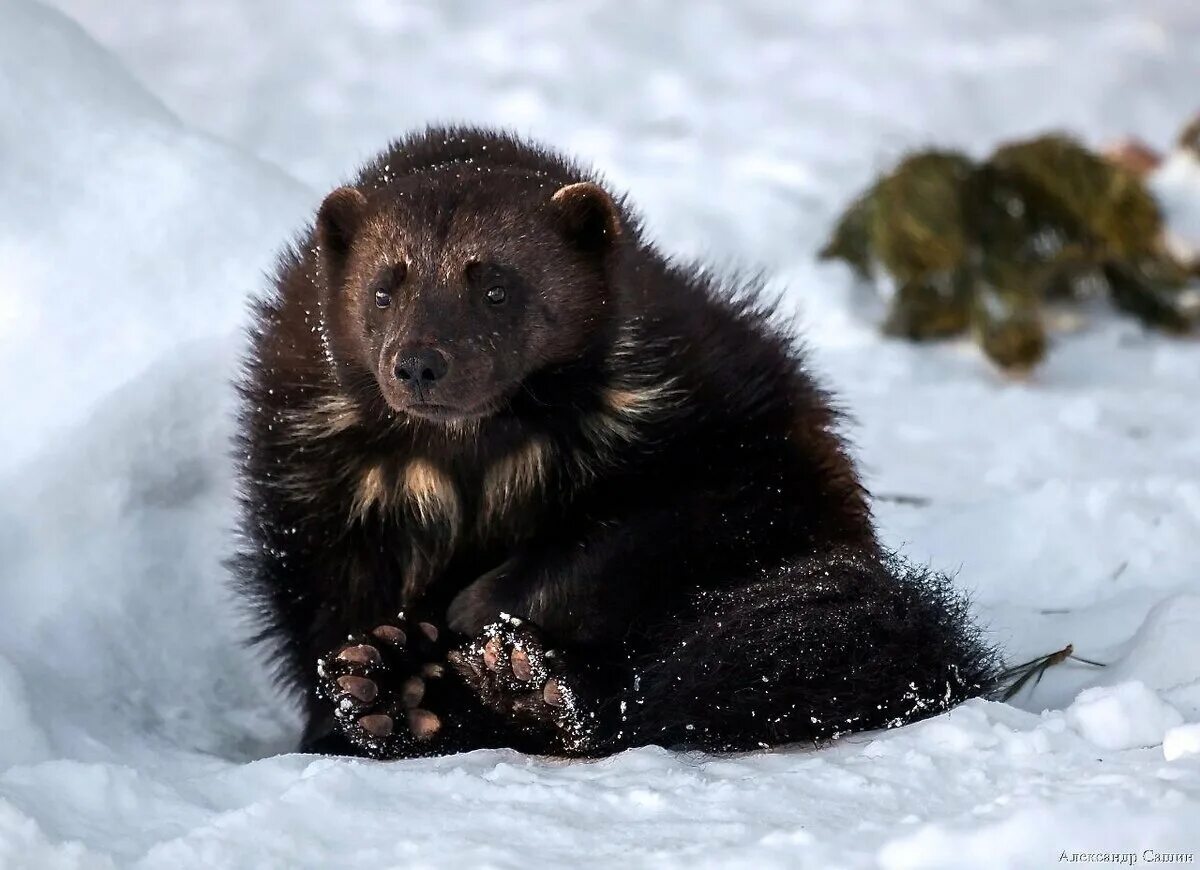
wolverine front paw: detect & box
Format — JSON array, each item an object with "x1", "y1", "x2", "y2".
[
  {"x1": 448, "y1": 614, "x2": 592, "y2": 753},
  {"x1": 316, "y1": 614, "x2": 450, "y2": 758}
]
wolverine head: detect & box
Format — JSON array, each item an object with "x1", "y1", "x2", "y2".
[{"x1": 315, "y1": 170, "x2": 623, "y2": 424}]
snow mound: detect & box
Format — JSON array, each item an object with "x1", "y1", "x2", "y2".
[
  {"x1": 1098, "y1": 594, "x2": 1200, "y2": 719},
  {"x1": 0, "y1": 0, "x2": 312, "y2": 475},
  {"x1": 1163, "y1": 723, "x2": 1200, "y2": 762},
  {"x1": 0, "y1": 0, "x2": 307, "y2": 763},
  {"x1": 1065, "y1": 682, "x2": 1184, "y2": 750},
  {"x1": 1152, "y1": 148, "x2": 1200, "y2": 266}
]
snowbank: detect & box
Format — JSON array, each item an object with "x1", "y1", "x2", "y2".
[
  {"x1": 0, "y1": 0, "x2": 308, "y2": 802},
  {"x1": 0, "y1": 0, "x2": 313, "y2": 474},
  {"x1": 1164, "y1": 723, "x2": 1200, "y2": 761},
  {"x1": 1153, "y1": 147, "x2": 1200, "y2": 266},
  {"x1": 2, "y1": 0, "x2": 1199, "y2": 866},
  {"x1": 1065, "y1": 682, "x2": 1184, "y2": 751}
]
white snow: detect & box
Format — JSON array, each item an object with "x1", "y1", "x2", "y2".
[
  {"x1": 1065, "y1": 682, "x2": 1184, "y2": 751},
  {"x1": 1153, "y1": 148, "x2": 1200, "y2": 267},
  {"x1": 2, "y1": 0, "x2": 1199, "y2": 866},
  {"x1": 1164, "y1": 724, "x2": 1200, "y2": 762}
]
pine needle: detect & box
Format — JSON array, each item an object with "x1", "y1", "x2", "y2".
[{"x1": 999, "y1": 643, "x2": 1106, "y2": 701}]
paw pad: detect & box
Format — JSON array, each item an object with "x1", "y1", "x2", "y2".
[
  {"x1": 372, "y1": 625, "x2": 406, "y2": 645},
  {"x1": 358, "y1": 714, "x2": 393, "y2": 737},
  {"x1": 407, "y1": 709, "x2": 442, "y2": 740},
  {"x1": 337, "y1": 644, "x2": 381, "y2": 664},
  {"x1": 510, "y1": 648, "x2": 533, "y2": 681},
  {"x1": 400, "y1": 676, "x2": 425, "y2": 707},
  {"x1": 336, "y1": 675, "x2": 378, "y2": 703},
  {"x1": 317, "y1": 613, "x2": 451, "y2": 758}
]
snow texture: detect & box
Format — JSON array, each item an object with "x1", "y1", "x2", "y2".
[
  {"x1": 1164, "y1": 724, "x2": 1200, "y2": 762},
  {"x1": 2, "y1": 0, "x2": 1199, "y2": 866},
  {"x1": 1154, "y1": 149, "x2": 1200, "y2": 266},
  {"x1": 1065, "y1": 682, "x2": 1184, "y2": 751}
]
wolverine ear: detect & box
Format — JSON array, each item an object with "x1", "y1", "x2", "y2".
[
  {"x1": 316, "y1": 186, "x2": 368, "y2": 268},
  {"x1": 551, "y1": 182, "x2": 622, "y2": 252}
]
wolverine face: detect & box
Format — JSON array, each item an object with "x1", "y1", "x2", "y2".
[{"x1": 315, "y1": 174, "x2": 622, "y2": 423}]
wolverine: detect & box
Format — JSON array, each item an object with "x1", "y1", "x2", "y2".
[{"x1": 234, "y1": 126, "x2": 998, "y2": 758}]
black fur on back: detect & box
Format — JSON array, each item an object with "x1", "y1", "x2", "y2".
[{"x1": 233, "y1": 126, "x2": 999, "y2": 756}]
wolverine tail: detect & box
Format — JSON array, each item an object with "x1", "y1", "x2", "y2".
[{"x1": 610, "y1": 550, "x2": 1001, "y2": 752}]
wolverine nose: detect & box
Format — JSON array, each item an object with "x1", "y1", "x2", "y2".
[{"x1": 394, "y1": 348, "x2": 449, "y2": 386}]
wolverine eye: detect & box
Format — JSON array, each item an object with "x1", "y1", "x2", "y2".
[
  {"x1": 485, "y1": 285, "x2": 507, "y2": 305},
  {"x1": 374, "y1": 290, "x2": 392, "y2": 308}
]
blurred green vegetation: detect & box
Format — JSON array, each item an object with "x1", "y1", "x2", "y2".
[{"x1": 821, "y1": 134, "x2": 1198, "y2": 371}]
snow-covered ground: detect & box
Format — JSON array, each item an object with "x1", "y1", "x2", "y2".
[{"x1": 2, "y1": 0, "x2": 1199, "y2": 866}]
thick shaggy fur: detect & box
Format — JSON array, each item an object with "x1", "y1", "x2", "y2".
[{"x1": 234, "y1": 126, "x2": 998, "y2": 758}]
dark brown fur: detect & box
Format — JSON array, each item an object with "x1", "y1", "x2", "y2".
[{"x1": 234, "y1": 126, "x2": 997, "y2": 758}]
